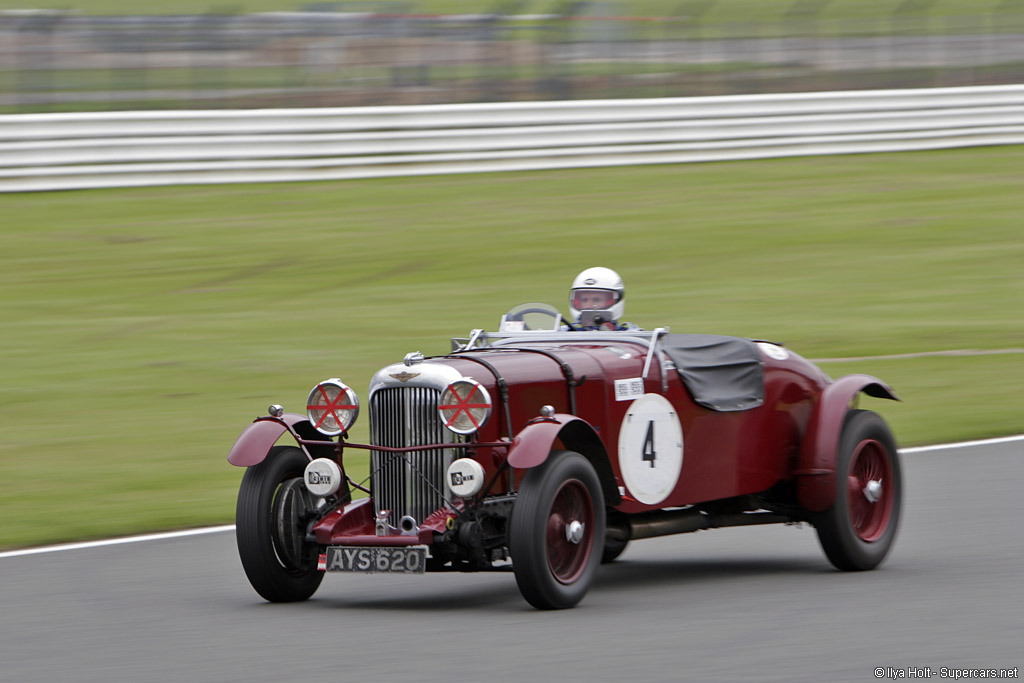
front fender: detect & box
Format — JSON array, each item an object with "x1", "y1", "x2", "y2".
[
  {"x1": 795, "y1": 374, "x2": 899, "y2": 512},
  {"x1": 507, "y1": 414, "x2": 620, "y2": 505},
  {"x1": 227, "y1": 413, "x2": 327, "y2": 467}
]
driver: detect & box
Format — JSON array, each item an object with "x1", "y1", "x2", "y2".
[{"x1": 569, "y1": 267, "x2": 636, "y2": 330}]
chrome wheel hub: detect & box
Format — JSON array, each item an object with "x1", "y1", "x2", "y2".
[
  {"x1": 864, "y1": 479, "x2": 883, "y2": 504},
  {"x1": 566, "y1": 520, "x2": 586, "y2": 545}
]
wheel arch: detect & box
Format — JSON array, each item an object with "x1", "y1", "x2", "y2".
[
  {"x1": 795, "y1": 374, "x2": 899, "y2": 512},
  {"x1": 507, "y1": 415, "x2": 621, "y2": 506},
  {"x1": 228, "y1": 413, "x2": 331, "y2": 467}
]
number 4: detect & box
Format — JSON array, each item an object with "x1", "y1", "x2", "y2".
[{"x1": 643, "y1": 420, "x2": 656, "y2": 468}]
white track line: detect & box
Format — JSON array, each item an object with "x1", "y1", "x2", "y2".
[
  {"x1": 0, "y1": 525, "x2": 235, "y2": 559},
  {"x1": 899, "y1": 434, "x2": 1024, "y2": 454},
  {"x1": 2, "y1": 434, "x2": 1022, "y2": 560},
  {"x1": 812, "y1": 348, "x2": 1024, "y2": 363}
]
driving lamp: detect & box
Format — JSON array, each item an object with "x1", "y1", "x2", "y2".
[
  {"x1": 304, "y1": 458, "x2": 342, "y2": 497},
  {"x1": 447, "y1": 458, "x2": 486, "y2": 498}
]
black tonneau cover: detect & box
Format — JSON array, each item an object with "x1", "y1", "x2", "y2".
[{"x1": 661, "y1": 334, "x2": 765, "y2": 412}]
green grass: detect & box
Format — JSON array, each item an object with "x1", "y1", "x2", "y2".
[
  {"x1": 1, "y1": 145, "x2": 1022, "y2": 549},
  {"x1": 819, "y1": 354, "x2": 1024, "y2": 448}
]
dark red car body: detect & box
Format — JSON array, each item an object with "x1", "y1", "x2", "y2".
[{"x1": 228, "y1": 308, "x2": 902, "y2": 609}]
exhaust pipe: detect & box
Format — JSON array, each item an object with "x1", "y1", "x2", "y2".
[{"x1": 608, "y1": 507, "x2": 793, "y2": 542}]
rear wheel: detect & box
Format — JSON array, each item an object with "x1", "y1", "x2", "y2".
[
  {"x1": 236, "y1": 446, "x2": 324, "y2": 602},
  {"x1": 815, "y1": 410, "x2": 902, "y2": 571},
  {"x1": 509, "y1": 451, "x2": 605, "y2": 609}
]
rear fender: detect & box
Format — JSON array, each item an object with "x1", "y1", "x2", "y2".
[
  {"x1": 507, "y1": 414, "x2": 620, "y2": 505},
  {"x1": 796, "y1": 374, "x2": 899, "y2": 511},
  {"x1": 227, "y1": 413, "x2": 333, "y2": 467}
]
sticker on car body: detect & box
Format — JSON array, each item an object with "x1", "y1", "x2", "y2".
[
  {"x1": 618, "y1": 393, "x2": 684, "y2": 505},
  {"x1": 614, "y1": 377, "x2": 645, "y2": 401}
]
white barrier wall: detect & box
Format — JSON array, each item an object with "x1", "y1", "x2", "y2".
[{"x1": 2, "y1": 85, "x2": 1023, "y2": 192}]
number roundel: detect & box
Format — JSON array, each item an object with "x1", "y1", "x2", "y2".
[{"x1": 617, "y1": 393, "x2": 683, "y2": 505}]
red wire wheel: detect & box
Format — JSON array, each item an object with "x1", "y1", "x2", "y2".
[
  {"x1": 847, "y1": 438, "x2": 894, "y2": 542},
  {"x1": 545, "y1": 479, "x2": 596, "y2": 584},
  {"x1": 815, "y1": 410, "x2": 903, "y2": 571},
  {"x1": 510, "y1": 451, "x2": 606, "y2": 609}
]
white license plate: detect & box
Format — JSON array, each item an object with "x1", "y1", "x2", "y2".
[{"x1": 323, "y1": 546, "x2": 427, "y2": 574}]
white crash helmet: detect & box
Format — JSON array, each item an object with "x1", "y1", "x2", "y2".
[{"x1": 569, "y1": 267, "x2": 625, "y2": 323}]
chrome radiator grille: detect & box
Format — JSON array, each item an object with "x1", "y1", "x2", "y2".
[{"x1": 369, "y1": 386, "x2": 458, "y2": 525}]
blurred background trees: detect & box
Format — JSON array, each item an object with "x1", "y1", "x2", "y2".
[{"x1": 2, "y1": 0, "x2": 1023, "y2": 112}]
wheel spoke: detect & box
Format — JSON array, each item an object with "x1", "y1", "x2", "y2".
[{"x1": 847, "y1": 474, "x2": 861, "y2": 499}]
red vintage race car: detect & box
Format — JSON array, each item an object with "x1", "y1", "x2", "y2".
[{"x1": 228, "y1": 303, "x2": 902, "y2": 609}]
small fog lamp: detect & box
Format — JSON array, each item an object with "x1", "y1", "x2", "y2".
[
  {"x1": 447, "y1": 458, "x2": 486, "y2": 498},
  {"x1": 304, "y1": 458, "x2": 342, "y2": 497}
]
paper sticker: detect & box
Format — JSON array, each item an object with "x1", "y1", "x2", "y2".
[{"x1": 614, "y1": 378, "x2": 645, "y2": 401}]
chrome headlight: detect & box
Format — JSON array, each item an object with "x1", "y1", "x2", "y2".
[
  {"x1": 438, "y1": 378, "x2": 492, "y2": 435},
  {"x1": 306, "y1": 379, "x2": 359, "y2": 436}
]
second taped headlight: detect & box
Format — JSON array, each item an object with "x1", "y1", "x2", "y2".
[{"x1": 438, "y1": 379, "x2": 492, "y2": 435}]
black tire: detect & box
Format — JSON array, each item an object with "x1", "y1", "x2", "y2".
[
  {"x1": 236, "y1": 446, "x2": 324, "y2": 602},
  {"x1": 601, "y1": 536, "x2": 630, "y2": 564},
  {"x1": 815, "y1": 410, "x2": 902, "y2": 571},
  {"x1": 601, "y1": 508, "x2": 630, "y2": 563},
  {"x1": 509, "y1": 451, "x2": 606, "y2": 609}
]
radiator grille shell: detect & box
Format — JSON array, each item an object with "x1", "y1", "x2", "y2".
[{"x1": 369, "y1": 383, "x2": 463, "y2": 525}]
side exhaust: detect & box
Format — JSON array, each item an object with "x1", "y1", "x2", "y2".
[{"x1": 607, "y1": 507, "x2": 793, "y2": 542}]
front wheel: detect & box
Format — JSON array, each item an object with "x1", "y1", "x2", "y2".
[
  {"x1": 236, "y1": 446, "x2": 324, "y2": 602},
  {"x1": 509, "y1": 451, "x2": 606, "y2": 609},
  {"x1": 815, "y1": 410, "x2": 902, "y2": 571}
]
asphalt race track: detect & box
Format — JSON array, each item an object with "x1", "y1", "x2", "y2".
[{"x1": 2, "y1": 439, "x2": 1021, "y2": 683}]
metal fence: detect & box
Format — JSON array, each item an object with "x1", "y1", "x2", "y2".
[
  {"x1": 3, "y1": 3, "x2": 1024, "y2": 112},
  {"x1": 4, "y1": 85, "x2": 1023, "y2": 192}
]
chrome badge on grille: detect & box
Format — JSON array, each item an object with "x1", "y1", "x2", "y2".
[{"x1": 389, "y1": 371, "x2": 420, "y2": 383}]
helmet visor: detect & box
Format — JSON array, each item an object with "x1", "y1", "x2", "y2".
[{"x1": 572, "y1": 288, "x2": 618, "y2": 311}]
